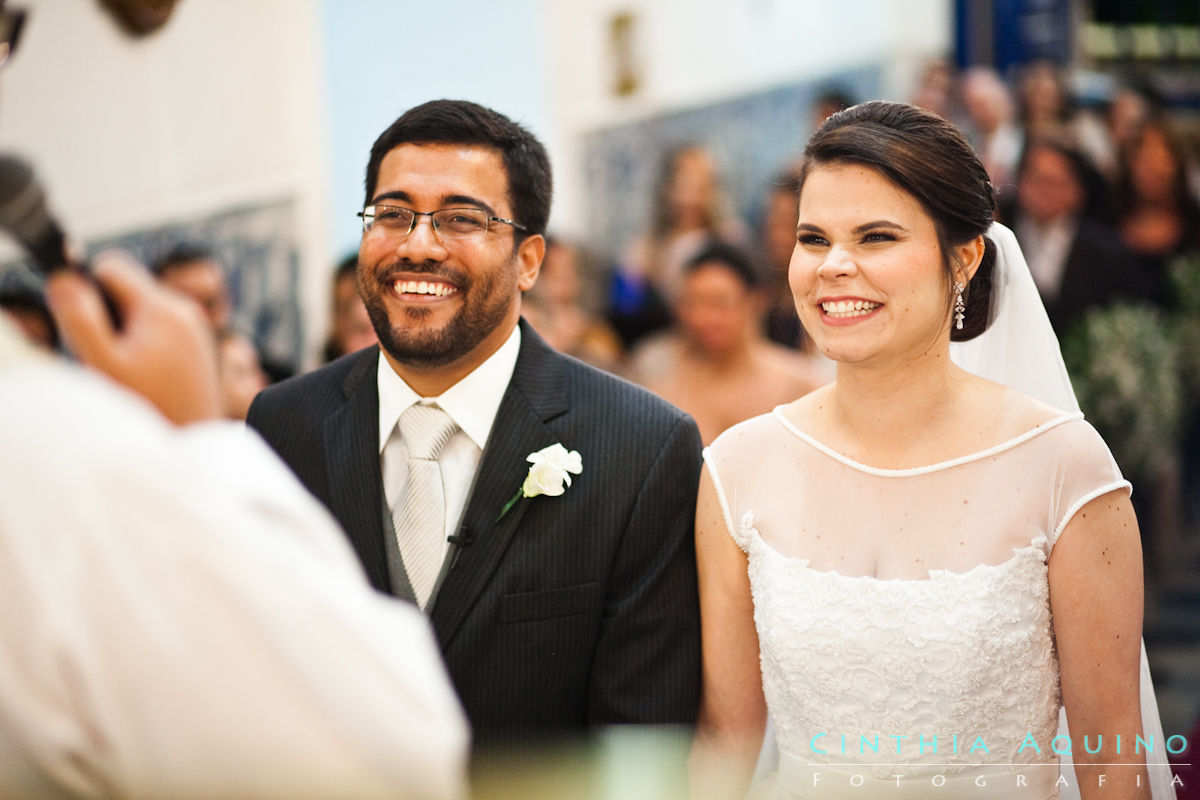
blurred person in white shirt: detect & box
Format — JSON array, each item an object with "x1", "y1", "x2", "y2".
[{"x1": 0, "y1": 3, "x2": 468, "y2": 796}]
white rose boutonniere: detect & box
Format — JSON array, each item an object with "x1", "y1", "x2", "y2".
[{"x1": 496, "y1": 443, "x2": 583, "y2": 521}]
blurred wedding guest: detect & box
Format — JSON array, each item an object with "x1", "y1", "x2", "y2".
[
  {"x1": 155, "y1": 243, "x2": 271, "y2": 420},
  {"x1": 608, "y1": 142, "x2": 749, "y2": 349},
  {"x1": 1001, "y1": 136, "x2": 1141, "y2": 337},
  {"x1": 0, "y1": 274, "x2": 57, "y2": 350},
  {"x1": 2, "y1": 252, "x2": 468, "y2": 800},
  {"x1": 909, "y1": 57, "x2": 962, "y2": 123},
  {"x1": 759, "y1": 170, "x2": 809, "y2": 351},
  {"x1": 522, "y1": 234, "x2": 623, "y2": 372},
  {"x1": 1114, "y1": 114, "x2": 1200, "y2": 308},
  {"x1": 629, "y1": 242, "x2": 825, "y2": 445},
  {"x1": 154, "y1": 240, "x2": 295, "y2": 382},
  {"x1": 1105, "y1": 82, "x2": 1155, "y2": 154},
  {"x1": 152, "y1": 241, "x2": 233, "y2": 331},
  {"x1": 1013, "y1": 60, "x2": 1113, "y2": 176},
  {"x1": 960, "y1": 65, "x2": 1023, "y2": 194},
  {"x1": 216, "y1": 326, "x2": 269, "y2": 420},
  {"x1": 323, "y1": 253, "x2": 378, "y2": 362}
]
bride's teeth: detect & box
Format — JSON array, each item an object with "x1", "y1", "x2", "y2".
[{"x1": 822, "y1": 300, "x2": 879, "y2": 317}]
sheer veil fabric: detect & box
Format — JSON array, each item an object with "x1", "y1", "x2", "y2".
[{"x1": 950, "y1": 222, "x2": 1175, "y2": 800}]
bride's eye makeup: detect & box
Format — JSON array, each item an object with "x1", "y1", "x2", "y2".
[{"x1": 795, "y1": 224, "x2": 828, "y2": 248}]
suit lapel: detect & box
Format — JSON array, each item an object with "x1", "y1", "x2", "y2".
[
  {"x1": 429, "y1": 321, "x2": 569, "y2": 648},
  {"x1": 321, "y1": 349, "x2": 392, "y2": 592}
]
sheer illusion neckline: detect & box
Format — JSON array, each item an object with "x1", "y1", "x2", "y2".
[
  {"x1": 745, "y1": 516, "x2": 1049, "y2": 584},
  {"x1": 771, "y1": 406, "x2": 1083, "y2": 477}
]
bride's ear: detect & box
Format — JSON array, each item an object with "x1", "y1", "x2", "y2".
[{"x1": 954, "y1": 234, "x2": 986, "y2": 283}]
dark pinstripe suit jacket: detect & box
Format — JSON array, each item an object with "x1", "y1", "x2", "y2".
[{"x1": 246, "y1": 319, "x2": 702, "y2": 746}]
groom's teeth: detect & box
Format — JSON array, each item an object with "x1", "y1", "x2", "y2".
[
  {"x1": 822, "y1": 300, "x2": 879, "y2": 317},
  {"x1": 394, "y1": 280, "x2": 455, "y2": 297}
]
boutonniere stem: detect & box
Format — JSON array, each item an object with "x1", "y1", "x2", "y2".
[{"x1": 496, "y1": 443, "x2": 582, "y2": 522}]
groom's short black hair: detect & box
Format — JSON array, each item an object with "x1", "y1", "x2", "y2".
[{"x1": 363, "y1": 99, "x2": 553, "y2": 239}]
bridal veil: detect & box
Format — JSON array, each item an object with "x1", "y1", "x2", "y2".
[{"x1": 951, "y1": 221, "x2": 1176, "y2": 800}]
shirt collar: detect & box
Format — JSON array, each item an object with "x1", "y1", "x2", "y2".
[{"x1": 377, "y1": 325, "x2": 522, "y2": 453}]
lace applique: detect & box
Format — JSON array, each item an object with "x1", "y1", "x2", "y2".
[{"x1": 742, "y1": 522, "x2": 1060, "y2": 780}]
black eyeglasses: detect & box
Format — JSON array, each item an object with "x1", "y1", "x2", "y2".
[{"x1": 357, "y1": 205, "x2": 528, "y2": 240}]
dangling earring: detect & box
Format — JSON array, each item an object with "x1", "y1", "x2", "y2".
[{"x1": 953, "y1": 282, "x2": 966, "y2": 330}]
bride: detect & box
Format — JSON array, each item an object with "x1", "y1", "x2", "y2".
[{"x1": 692, "y1": 101, "x2": 1174, "y2": 799}]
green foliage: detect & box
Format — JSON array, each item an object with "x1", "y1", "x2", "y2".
[
  {"x1": 1061, "y1": 253, "x2": 1200, "y2": 482},
  {"x1": 1062, "y1": 304, "x2": 1182, "y2": 480}
]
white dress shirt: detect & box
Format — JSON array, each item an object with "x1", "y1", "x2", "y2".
[
  {"x1": 0, "y1": 317, "x2": 468, "y2": 800},
  {"x1": 378, "y1": 326, "x2": 521, "y2": 564}
]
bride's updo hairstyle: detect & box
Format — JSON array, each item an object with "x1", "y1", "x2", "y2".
[{"x1": 796, "y1": 100, "x2": 996, "y2": 341}]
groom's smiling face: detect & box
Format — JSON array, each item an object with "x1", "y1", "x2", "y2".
[{"x1": 357, "y1": 143, "x2": 542, "y2": 386}]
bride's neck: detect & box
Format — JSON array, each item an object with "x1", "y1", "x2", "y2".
[{"x1": 830, "y1": 351, "x2": 968, "y2": 448}]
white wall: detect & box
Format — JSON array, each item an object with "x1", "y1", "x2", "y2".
[
  {"x1": 545, "y1": 0, "x2": 950, "y2": 129},
  {"x1": 0, "y1": 0, "x2": 331, "y2": 360}
]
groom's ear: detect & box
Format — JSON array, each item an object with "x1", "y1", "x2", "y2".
[
  {"x1": 516, "y1": 234, "x2": 544, "y2": 293},
  {"x1": 954, "y1": 234, "x2": 986, "y2": 283}
]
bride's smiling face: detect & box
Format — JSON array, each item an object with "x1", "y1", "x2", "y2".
[{"x1": 789, "y1": 162, "x2": 970, "y2": 367}]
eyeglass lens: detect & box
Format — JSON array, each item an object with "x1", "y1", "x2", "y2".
[{"x1": 363, "y1": 207, "x2": 491, "y2": 238}]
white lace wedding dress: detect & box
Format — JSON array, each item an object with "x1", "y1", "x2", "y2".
[{"x1": 703, "y1": 406, "x2": 1135, "y2": 800}]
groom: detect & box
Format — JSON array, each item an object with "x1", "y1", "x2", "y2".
[{"x1": 247, "y1": 100, "x2": 702, "y2": 751}]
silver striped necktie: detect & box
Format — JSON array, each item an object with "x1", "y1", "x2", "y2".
[{"x1": 392, "y1": 403, "x2": 458, "y2": 609}]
